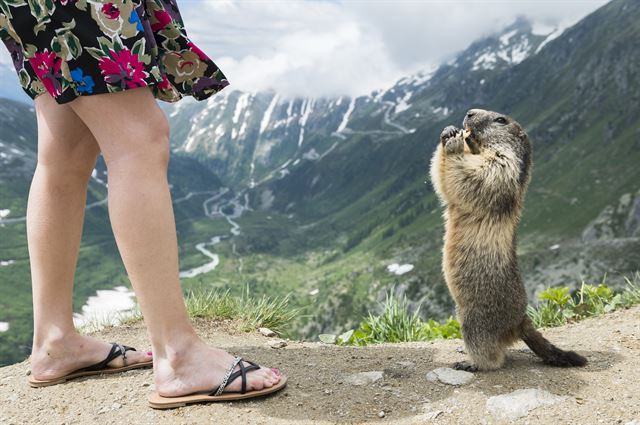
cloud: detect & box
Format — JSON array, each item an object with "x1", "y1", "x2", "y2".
[
  {"x1": 177, "y1": 0, "x2": 609, "y2": 97},
  {"x1": 0, "y1": 0, "x2": 610, "y2": 100},
  {"x1": 179, "y1": 0, "x2": 404, "y2": 98}
]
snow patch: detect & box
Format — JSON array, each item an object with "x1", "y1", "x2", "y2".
[
  {"x1": 499, "y1": 29, "x2": 518, "y2": 45},
  {"x1": 387, "y1": 263, "x2": 414, "y2": 275},
  {"x1": 336, "y1": 97, "x2": 356, "y2": 133},
  {"x1": 394, "y1": 91, "x2": 412, "y2": 114},
  {"x1": 302, "y1": 148, "x2": 320, "y2": 160},
  {"x1": 297, "y1": 98, "x2": 314, "y2": 147},
  {"x1": 260, "y1": 94, "x2": 280, "y2": 134},
  {"x1": 0, "y1": 209, "x2": 10, "y2": 218},
  {"x1": 73, "y1": 286, "x2": 137, "y2": 328},
  {"x1": 0, "y1": 260, "x2": 15, "y2": 266},
  {"x1": 0, "y1": 322, "x2": 8, "y2": 332},
  {"x1": 472, "y1": 52, "x2": 497, "y2": 71},
  {"x1": 535, "y1": 26, "x2": 566, "y2": 54},
  {"x1": 232, "y1": 92, "x2": 251, "y2": 124}
]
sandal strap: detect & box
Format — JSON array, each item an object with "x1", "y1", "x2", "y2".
[
  {"x1": 210, "y1": 357, "x2": 261, "y2": 396},
  {"x1": 80, "y1": 343, "x2": 136, "y2": 372}
]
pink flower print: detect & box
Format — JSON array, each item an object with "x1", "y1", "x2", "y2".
[
  {"x1": 151, "y1": 9, "x2": 172, "y2": 32},
  {"x1": 101, "y1": 3, "x2": 120, "y2": 20},
  {"x1": 28, "y1": 50, "x2": 63, "y2": 97},
  {"x1": 98, "y1": 48, "x2": 148, "y2": 89}
]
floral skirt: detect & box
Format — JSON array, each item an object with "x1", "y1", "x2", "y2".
[{"x1": 0, "y1": 0, "x2": 229, "y2": 104}]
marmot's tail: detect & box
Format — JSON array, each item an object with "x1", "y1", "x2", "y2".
[{"x1": 519, "y1": 317, "x2": 587, "y2": 367}]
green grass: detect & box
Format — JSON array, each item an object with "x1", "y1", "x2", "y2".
[
  {"x1": 325, "y1": 289, "x2": 461, "y2": 346},
  {"x1": 328, "y1": 274, "x2": 640, "y2": 347},
  {"x1": 528, "y1": 273, "x2": 640, "y2": 328},
  {"x1": 118, "y1": 287, "x2": 302, "y2": 336}
]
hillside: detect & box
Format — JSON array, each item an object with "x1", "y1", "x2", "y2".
[
  {"x1": 1, "y1": 305, "x2": 638, "y2": 424},
  {"x1": 159, "y1": 0, "x2": 640, "y2": 337},
  {"x1": 1, "y1": 0, "x2": 639, "y2": 367}
]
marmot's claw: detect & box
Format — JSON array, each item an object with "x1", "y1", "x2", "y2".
[
  {"x1": 453, "y1": 361, "x2": 478, "y2": 372},
  {"x1": 440, "y1": 125, "x2": 460, "y2": 145}
]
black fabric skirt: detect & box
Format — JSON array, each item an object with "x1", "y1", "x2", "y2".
[{"x1": 0, "y1": 0, "x2": 229, "y2": 104}]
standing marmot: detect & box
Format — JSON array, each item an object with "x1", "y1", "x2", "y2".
[{"x1": 429, "y1": 108, "x2": 587, "y2": 371}]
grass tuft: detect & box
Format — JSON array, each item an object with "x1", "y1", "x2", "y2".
[
  {"x1": 335, "y1": 289, "x2": 461, "y2": 346},
  {"x1": 103, "y1": 287, "x2": 301, "y2": 336},
  {"x1": 528, "y1": 272, "x2": 640, "y2": 328}
]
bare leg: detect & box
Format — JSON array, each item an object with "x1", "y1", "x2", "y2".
[
  {"x1": 67, "y1": 87, "x2": 279, "y2": 396},
  {"x1": 28, "y1": 92, "x2": 151, "y2": 380}
]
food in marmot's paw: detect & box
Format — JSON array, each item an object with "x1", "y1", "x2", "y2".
[{"x1": 462, "y1": 129, "x2": 472, "y2": 139}]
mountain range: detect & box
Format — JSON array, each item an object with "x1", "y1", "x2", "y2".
[{"x1": 1, "y1": 0, "x2": 638, "y2": 366}]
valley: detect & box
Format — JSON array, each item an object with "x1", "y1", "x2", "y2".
[{"x1": 0, "y1": 0, "x2": 638, "y2": 368}]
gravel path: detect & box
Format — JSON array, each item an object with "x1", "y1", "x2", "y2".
[{"x1": 1, "y1": 307, "x2": 639, "y2": 424}]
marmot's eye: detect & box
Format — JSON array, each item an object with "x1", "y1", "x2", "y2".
[{"x1": 494, "y1": 117, "x2": 508, "y2": 124}]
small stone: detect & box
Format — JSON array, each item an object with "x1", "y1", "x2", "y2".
[
  {"x1": 140, "y1": 382, "x2": 150, "y2": 387},
  {"x1": 346, "y1": 371, "x2": 384, "y2": 386},
  {"x1": 111, "y1": 402, "x2": 122, "y2": 410},
  {"x1": 396, "y1": 361, "x2": 416, "y2": 369},
  {"x1": 486, "y1": 388, "x2": 566, "y2": 420},
  {"x1": 259, "y1": 327, "x2": 276, "y2": 337},
  {"x1": 426, "y1": 367, "x2": 474, "y2": 385},
  {"x1": 378, "y1": 411, "x2": 386, "y2": 418},
  {"x1": 319, "y1": 334, "x2": 337, "y2": 344},
  {"x1": 267, "y1": 339, "x2": 287, "y2": 349}
]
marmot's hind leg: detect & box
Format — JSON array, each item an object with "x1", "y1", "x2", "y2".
[
  {"x1": 454, "y1": 339, "x2": 506, "y2": 371},
  {"x1": 454, "y1": 323, "x2": 512, "y2": 371}
]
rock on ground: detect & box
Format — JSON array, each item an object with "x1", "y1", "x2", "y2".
[
  {"x1": 486, "y1": 388, "x2": 566, "y2": 420},
  {"x1": 426, "y1": 367, "x2": 474, "y2": 385},
  {"x1": 346, "y1": 371, "x2": 384, "y2": 386}
]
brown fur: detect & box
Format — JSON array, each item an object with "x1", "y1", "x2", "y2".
[{"x1": 429, "y1": 109, "x2": 587, "y2": 371}]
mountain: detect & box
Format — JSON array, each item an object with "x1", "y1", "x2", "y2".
[
  {"x1": 1, "y1": 0, "x2": 639, "y2": 366},
  {"x1": 161, "y1": 0, "x2": 639, "y2": 335}
]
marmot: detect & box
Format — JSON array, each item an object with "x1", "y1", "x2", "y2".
[{"x1": 429, "y1": 108, "x2": 587, "y2": 371}]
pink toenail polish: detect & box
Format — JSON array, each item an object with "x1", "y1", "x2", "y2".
[
  {"x1": 271, "y1": 368, "x2": 280, "y2": 375},
  {"x1": 147, "y1": 351, "x2": 153, "y2": 356}
]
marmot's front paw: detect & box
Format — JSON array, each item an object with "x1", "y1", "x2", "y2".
[
  {"x1": 453, "y1": 361, "x2": 478, "y2": 372},
  {"x1": 440, "y1": 125, "x2": 460, "y2": 145},
  {"x1": 444, "y1": 135, "x2": 465, "y2": 155}
]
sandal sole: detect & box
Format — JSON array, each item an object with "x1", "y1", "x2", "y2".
[
  {"x1": 28, "y1": 360, "x2": 153, "y2": 388},
  {"x1": 147, "y1": 375, "x2": 287, "y2": 409}
]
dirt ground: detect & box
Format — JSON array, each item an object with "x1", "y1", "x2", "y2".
[{"x1": 1, "y1": 306, "x2": 639, "y2": 425}]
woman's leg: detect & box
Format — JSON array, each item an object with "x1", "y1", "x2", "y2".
[
  {"x1": 28, "y1": 92, "x2": 151, "y2": 380},
  {"x1": 66, "y1": 86, "x2": 278, "y2": 396}
]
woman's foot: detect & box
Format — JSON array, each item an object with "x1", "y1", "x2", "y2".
[
  {"x1": 30, "y1": 332, "x2": 152, "y2": 381},
  {"x1": 153, "y1": 336, "x2": 280, "y2": 397}
]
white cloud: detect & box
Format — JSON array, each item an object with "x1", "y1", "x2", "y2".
[
  {"x1": 178, "y1": 0, "x2": 609, "y2": 97},
  {"x1": 0, "y1": 0, "x2": 610, "y2": 100}
]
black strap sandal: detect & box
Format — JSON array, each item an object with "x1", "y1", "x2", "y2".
[
  {"x1": 148, "y1": 356, "x2": 288, "y2": 409},
  {"x1": 28, "y1": 342, "x2": 153, "y2": 387}
]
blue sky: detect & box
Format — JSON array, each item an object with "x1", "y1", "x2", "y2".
[{"x1": 1, "y1": 0, "x2": 609, "y2": 100}]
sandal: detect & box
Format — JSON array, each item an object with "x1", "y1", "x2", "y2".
[
  {"x1": 147, "y1": 356, "x2": 287, "y2": 409},
  {"x1": 28, "y1": 342, "x2": 153, "y2": 387}
]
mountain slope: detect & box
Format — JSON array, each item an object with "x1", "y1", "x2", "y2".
[{"x1": 161, "y1": 0, "x2": 639, "y2": 337}]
